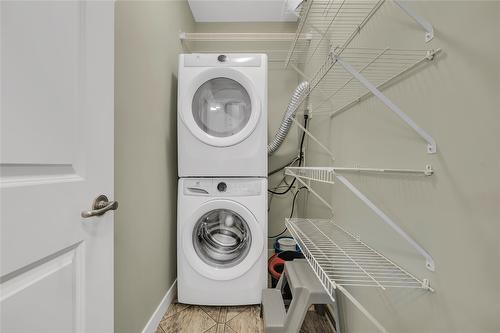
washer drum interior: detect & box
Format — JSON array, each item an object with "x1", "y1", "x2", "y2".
[{"x1": 193, "y1": 209, "x2": 252, "y2": 268}]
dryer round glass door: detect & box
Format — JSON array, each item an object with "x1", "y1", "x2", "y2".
[
  {"x1": 181, "y1": 68, "x2": 261, "y2": 147},
  {"x1": 192, "y1": 78, "x2": 252, "y2": 138},
  {"x1": 193, "y1": 209, "x2": 251, "y2": 268}
]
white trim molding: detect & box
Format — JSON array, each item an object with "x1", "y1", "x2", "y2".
[{"x1": 141, "y1": 279, "x2": 177, "y2": 333}]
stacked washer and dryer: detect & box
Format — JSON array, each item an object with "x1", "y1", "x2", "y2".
[{"x1": 177, "y1": 54, "x2": 268, "y2": 305}]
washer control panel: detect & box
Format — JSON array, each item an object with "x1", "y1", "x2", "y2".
[{"x1": 184, "y1": 178, "x2": 262, "y2": 196}]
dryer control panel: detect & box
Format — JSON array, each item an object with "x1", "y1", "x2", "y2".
[
  {"x1": 184, "y1": 53, "x2": 263, "y2": 67},
  {"x1": 183, "y1": 178, "x2": 262, "y2": 197}
]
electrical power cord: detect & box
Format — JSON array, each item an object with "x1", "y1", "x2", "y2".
[
  {"x1": 288, "y1": 186, "x2": 307, "y2": 219},
  {"x1": 268, "y1": 157, "x2": 300, "y2": 212},
  {"x1": 267, "y1": 186, "x2": 307, "y2": 238},
  {"x1": 268, "y1": 156, "x2": 300, "y2": 176}
]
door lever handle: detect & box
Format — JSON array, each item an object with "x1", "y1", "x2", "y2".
[{"x1": 81, "y1": 195, "x2": 118, "y2": 218}]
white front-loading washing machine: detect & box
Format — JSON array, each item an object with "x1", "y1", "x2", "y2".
[
  {"x1": 178, "y1": 53, "x2": 267, "y2": 177},
  {"x1": 177, "y1": 177, "x2": 267, "y2": 305}
]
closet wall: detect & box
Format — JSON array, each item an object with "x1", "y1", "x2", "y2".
[
  {"x1": 114, "y1": 1, "x2": 195, "y2": 332},
  {"x1": 113, "y1": 1, "x2": 500, "y2": 332},
  {"x1": 302, "y1": 1, "x2": 500, "y2": 332}
]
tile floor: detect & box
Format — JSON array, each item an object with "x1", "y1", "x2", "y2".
[{"x1": 156, "y1": 301, "x2": 335, "y2": 333}]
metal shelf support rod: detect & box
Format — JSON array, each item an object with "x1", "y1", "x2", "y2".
[
  {"x1": 334, "y1": 54, "x2": 437, "y2": 154},
  {"x1": 394, "y1": 0, "x2": 434, "y2": 42},
  {"x1": 335, "y1": 174, "x2": 436, "y2": 271},
  {"x1": 292, "y1": 117, "x2": 336, "y2": 161}
]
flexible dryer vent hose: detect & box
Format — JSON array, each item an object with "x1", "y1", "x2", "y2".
[{"x1": 267, "y1": 81, "x2": 310, "y2": 155}]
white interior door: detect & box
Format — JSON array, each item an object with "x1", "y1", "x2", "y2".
[{"x1": 0, "y1": 1, "x2": 114, "y2": 332}]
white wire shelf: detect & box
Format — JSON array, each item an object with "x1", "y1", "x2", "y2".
[
  {"x1": 286, "y1": 165, "x2": 433, "y2": 180},
  {"x1": 286, "y1": 218, "x2": 432, "y2": 290},
  {"x1": 286, "y1": 218, "x2": 432, "y2": 333},
  {"x1": 284, "y1": 1, "x2": 439, "y2": 152},
  {"x1": 286, "y1": 0, "x2": 434, "y2": 69},
  {"x1": 285, "y1": 166, "x2": 436, "y2": 271},
  {"x1": 287, "y1": 46, "x2": 440, "y2": 153},
  {"x1": 285, "y1": 0, "x2": 385, "y2": 68},
  {"x1": 179, "y1": 32, "x2": 312, "y2": 64},
  {"x1": 309, "y1": 47, "x2": 440, "y2": 116},
  {"x1": 288, "y1": 46, "x2": 439, "y2": 117}
]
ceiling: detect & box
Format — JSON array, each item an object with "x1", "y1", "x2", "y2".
[{"x1": 187, "y1": 0, "x2": 302, "y2": 22}]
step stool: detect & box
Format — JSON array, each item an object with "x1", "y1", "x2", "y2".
[{"x1": 261, "y1": 259, "x2": 340, "y2": 333}]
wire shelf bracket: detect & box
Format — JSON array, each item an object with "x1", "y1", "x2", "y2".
[
  {"x1": 285, "y1": 166, "x2": 436, "y2": 271},
  {"x1": 333, "y1": 53, "x2": 437, "y2": 154},
  {"x1": 394, "y1": 0, "x2": 434, "y2": 42},
  {"x1": 286, "y1": 218, "x2": 434, "y2": 333}
]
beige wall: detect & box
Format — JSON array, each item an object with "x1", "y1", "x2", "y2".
[
  {"x1": 302, "y1": 1, "x2": 500, "y2": 332},
  {"x1": 114, "y1": 1, "x2": 194, "y2": 332},
  {"x1": 113, "y1": 2, "x2": 500, "y2": 332}
]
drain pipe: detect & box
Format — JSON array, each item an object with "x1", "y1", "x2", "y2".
[{"x1": 268, "y1": 81, "x2": 310, "y2": 155}]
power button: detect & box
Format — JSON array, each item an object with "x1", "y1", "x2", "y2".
[{"x1": 217, "y1": 182, "x2": 227, "y2": 192}]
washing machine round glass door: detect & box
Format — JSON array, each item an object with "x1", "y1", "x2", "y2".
[
  {"x1": 182, "y1": 68, "x2": 261, "y2": 147},
  {"x1": 182, "y1": 200, "x2": 264, "y2": 281},
  {"x1": 193, "y1": 209, "x2": 251, "y2": 268}
]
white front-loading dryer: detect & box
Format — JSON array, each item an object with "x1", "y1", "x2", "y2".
[
  {"x1": 178, "y1": 53, "x2": 267, "y2": 177},
  {"x1": 177, "y1": 178, "x2": 267, "y2": 305}
]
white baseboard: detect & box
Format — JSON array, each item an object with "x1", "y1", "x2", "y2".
[{"x1": 141, "y1": 279, "x2": 177, "y2": 333}]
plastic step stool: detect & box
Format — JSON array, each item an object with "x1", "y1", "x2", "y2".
[{"x1": 261, "y1": 259, "x2": 341, "y2": 333}]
